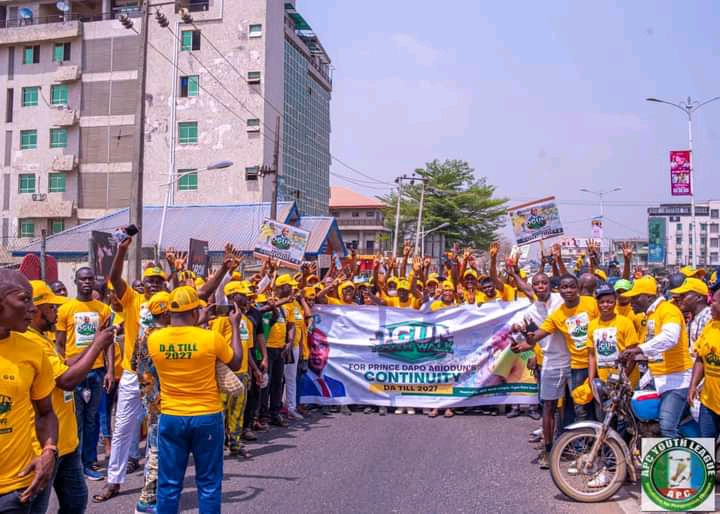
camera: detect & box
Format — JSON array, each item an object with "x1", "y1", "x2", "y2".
[{"x1": 112, "y1": 224, "x2": 140, "y2": 243}]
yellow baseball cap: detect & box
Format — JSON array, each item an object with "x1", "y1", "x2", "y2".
[
  {"x1": 463, "y1": 269, "x2": 478, "y2": 280},
  {"x1": 441, "y1": 280, "x2": 454, "y2": 292},
  {"x1": 194, "y1": 277, "x2": 205, "y2": 288},
  {"x1": 148, "y1": 291, "x2": 170, "y2": 316},
  {"x1": 275, "y1": 274, "x2": 293, "y2": 287},
  {"x1": 680, "y1": 266, "x2": 706, "y2": 278},
  {"x1": 168, "y1": 286, "x2": 202, "y2": 313},
  {"x1": 30, "y1": 280, "x2": 67, "y2": 306},
  {"x1": 256, "y1": 293, "x2": 268, "y2": 303},
  {"x1": 426, "y1": 273, "x2": 440, "y2": 286},
  {"x1": 593, "y1": 269, "x2": 608, "y2": 281},
  {"x1": 231, "y1": 271, "x2": 242, "y2": 281},
  {"x1": 397, "y1": 279, "x2": 411, "y2": 291},
  {"x1": 622, "y1": 276, "x2": 657, "y2": 297},
  {"x1": 143, "y1": 266, "x2": 167, "y2": 280},
  {"x1": 386, "y1": 276, "x2": 399, "y2": 287},
  {"x1": 670, "y1": 277, "x2": 709, "y2": 297},
  {"x1": 338, "y1": 281, "x2": 355, "y2": 296},
  {"x1": 307, "y1": 274, "x2": 320, "y2": 285},
  {"x1": 571, "y1": 380, "x2": 593, "y2": 405},
  {"x1": 224, "y1": 281, "x2": 252, "y2": 297}
]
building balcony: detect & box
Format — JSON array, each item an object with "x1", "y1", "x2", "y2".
[
  {"x1": 16, "y1": 195, "x2": 73, "y2": 219},
  {"x1": 54, "y1": 64, "x2": 81, "y2": 83},
  {"x1": 51, "y1": 107, "x2": 78, "y2": 127},
  {"x1": 0, "y1": 18, "x2": 81, "y2": 45},
  {"x1": 336, "y1": 218, "x2": 387, "y2": 229},
  {"x1": 51, "y1": 154, "x2": 77, "y2": 172}
]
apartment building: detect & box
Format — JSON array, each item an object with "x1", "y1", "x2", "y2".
[
  {"x1": 647, "y1": 201, "x2": 720, "y2": 266},
  {"x1": 329, "y1": 186, "x2": 389, "y2": 254},
  {"x1": 0, "y1": 0, "x2": 331, "y2": 249}
]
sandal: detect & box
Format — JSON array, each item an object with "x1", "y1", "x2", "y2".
[
  {"x1": 126, "y1": 458, "x2": 140, "y2": 474},
  {"x1": 428, "y1": 409, "x2": 439, "y2": 418},
  {"x1": 92, "y1": 484, "x2": 119, "y2": 503},
  {"x1": 444, "y1": 409, "x2": 455, "y2": 418}
]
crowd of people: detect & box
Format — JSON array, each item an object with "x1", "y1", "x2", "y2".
[{"x1": 1, "y1": 231, "x2": 719, "y2": 513}]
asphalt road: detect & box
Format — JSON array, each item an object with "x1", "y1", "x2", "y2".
[{"x1": 51, "y1": 409, "x2": 651, "y2": 513}]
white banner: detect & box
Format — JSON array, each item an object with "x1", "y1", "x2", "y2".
[{"x1": 299, "y1": 302, "x2": 539, "y2": 408}]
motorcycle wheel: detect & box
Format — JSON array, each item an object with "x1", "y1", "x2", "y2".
[{"x1": 549, "y1": 427, "x2": 627, "y2": 503}]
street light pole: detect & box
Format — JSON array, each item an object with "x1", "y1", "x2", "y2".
[
  {"x1": 392, "y1": 177, "x2": 402, "y2": 258},
  {"x1": 646, "y1": 95, "x2": 720, "y2": 267},
  {"x1": 414, "y1": 179, "x2": 426, "y2": 255},
  {"x1": 579, "y1": 187, "x2": 621, "y2": 266}
]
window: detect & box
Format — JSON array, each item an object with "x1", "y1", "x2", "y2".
[
  {"x1": 19, "y1": 219, "x2": 34, "y2": 238},
  {"x1": 245, "y1": 166, "x2": 259, "y2": 180},
  {"x1": 366, "y1": 211, "x2": 375, "y2": 217},
  {"x1": 50, "y1": 219, "x2": 64, "y2": 234},
  {"x1": 248, "y1": 24, "x2": 262, "y2": 38},
  {"x1": 21, "y1": 86, "x2": 39, "y2": 107},
  {"x1": 53, "y1": 42, "x2": 71, "y2": 62},
  {"x1": 701, "y1": 223, "x2": 708, "y2": 232},
  {"x1": 712, "y1": 209, "x2": 719, "y2": 219},
  {"x1": 366, "y1": 240, "x2": 375, "y2": 252},
  {"x1": 701, "y1": 237, "x2": 707, "y2": 246},
  {"x1": 247, "y1": 71, "x2": 261, "y2": 84},
  {"x1": 246, "y1": 118, "x2": 260, "y2": 132},
  {"x1": 179, "y1": 75, "x2": 199, "y2": 97},
  {"x1": 352, "y1": 211, "x2": 359, "y2": 217},
  {"x1": 676, "y1": 237, "x2": 682, "y2": 246},
  {"x1": 178, "y1": 122, "x2": 198, "y2": 144},
  {"x1": 177, "y1": 170, "x2": 198, "y2": 191},
  {"x1": 5, "y1": 88, "x2": 12, "y2": 122},
  {"x1": 712, "y1": 253, "x2": 719, "y2": 264},
  {"x1": 676, "y1": 223, "x2": 682, "y2": 230},
  {"x1": 50, "y1": 128, "x2": 67, "y2": 148},
  {"x1": 20, "y1": 130, "x2": 37, "y2": 150},
  {"x1": 711, "y1": 224, "x2": 719, "y2": 234},
  {"x1": 18, "y1": 174, "x2": 35, "y2": 193},
  {"x1": 181, "y1": 30, "x2": 201, "y2": 51},
  {"x1": 50, "y1": 84, "x2": 68, "y2": 106},
  {"x1": 712, "y1": 239, "x2": 719, "y2": 248},
  {"x1": 22, "y1": 46, "x2": 40, "y2": 64},
  {"x1": 48, "y1": 173, "x2": 65, "y2": 192}
]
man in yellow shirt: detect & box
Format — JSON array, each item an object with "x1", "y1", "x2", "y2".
[
  {"x1": 148, "y1": 286, "x2": 244, "y2": 514},
  {"x1": 689, "y1": 287, "x2": 720, "y2": 438},
  {"x1": 55, "y1": 267, "x2": 112, "y2": 481},
  {"x1": 283, "y1": 284, "x2": 306, "y2": 421},
  {"x1": 0, "y1": 271, "x2": 57, "y2": 511},
  {"x1": 430, "y1": 281, "x2": 456, "y2": 312},
  {"x1": 26, "y1": 280, "x2": 115, "y2": 514},
  {"x1": 621, "y1": 276, "x2": 693, "y2": 437}
]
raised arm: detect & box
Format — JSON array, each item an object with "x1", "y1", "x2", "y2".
[
  {"x1": 110, "y1": 236, "x2": 132, "y2": 299},
  {"x1": 621, "y1": 242, "x2": 632, "y2": 280},
  {"x1": 551, "y1": 243, "x2": 567, "y2": 276},
  {"x1": 489, "y1": 242, "x2": 504, "y2": 290},
  {"x1": 198, "y1": 243, "x2": 240, "y2": 301}
]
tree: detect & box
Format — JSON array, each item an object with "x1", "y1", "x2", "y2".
[{"x1": 380, "y1": 159, "x2": 508, "y2": 252}]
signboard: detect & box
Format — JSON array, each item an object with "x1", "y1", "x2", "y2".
[
  {"x1": 188, "y1": 238, "x2": 209, "y2": 278},
  {"x1": 670, "y1": 150, "x2": 692, "y2": 196},
  {"x1": 90, "y1": 230, "x2": 116, "y2": 281},
  {"x1": 648, "y1": 217, "x2": 666, "y2": 265},
  {"x1": 253, "y1": 218, "x2": 310, "y2": 268},
  {"x1": 507, "y1": 196, "x2": 564, "y2": 245},
  {"x1": 300, "y1": 302, "x2": 538, "y2": 408},
  {"x1": 591, "y1": 218, "x2": 603, "y2": 239}
]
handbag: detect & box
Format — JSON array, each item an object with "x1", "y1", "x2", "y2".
[{"x1": 215, "y1": 361, "x2": 245, "y2": 397}]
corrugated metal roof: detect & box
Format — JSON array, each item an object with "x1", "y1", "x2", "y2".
[{"x1": 299, "y1": 217, "x2": 346, "y2": 256}]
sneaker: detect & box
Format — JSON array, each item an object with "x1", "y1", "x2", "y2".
[
  {"x1": 528, "y1": 432, "x2": 542, "y2": 444},
  {"x1": 406, "y1": 408, "x2": 416, "y2": 415},
  {"x1": 135, "y1": 500, "x2": 156, "y2": 514},
  {"x1": 394, "y1": 408, "x2": 405, "y2": 415},
  {"x1": 363, "y1": 407, "x2": 373, "y2": 414},
  {"x1": 270, "y1": 415, "x2": 288, "y2": 427},
  {"x1": 379, "y1": 406, "x2": 387, "y2": 416},
  {"x1": 538, "y1": 451, "x2": 550, "y2": 470},
  {"x1": 506, "y1": 406, "x2": 521, "y2": 418},
  {"x1": 527, "y1": 406, "x2": 542, "y2": 420},
  {"x1": 241, "y1": 429, "x2": 257, "y2": 441},
  {"x1": 287, "y1": 409, "x2": 304, "y2": 421},
  {"x1": 84, "y1": 465, "x2": 105, "y2": 481},
  {"x1": 587, "y1": 469, "x2": 610, "y2": 488}
]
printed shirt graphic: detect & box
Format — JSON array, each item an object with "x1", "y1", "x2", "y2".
[
  {"x1": 587, "y1": 315, "x2": 638, "y2": 381},
  {"x1": 56, "y1": 299, "x2": 111, "y2": 370},
  {"x1": 540, "y1": 296, "x2": 598, "y2": 369},
  {"x1": 148, "y1": 326, "x2": 233, "y2": 416},
  {"x1": 693, "y1": 320, "x2": 720, "y2": 414},
  {"x1": 210, "y1": 315, "x2": 254, "y2": 374},
  {"x1": 119, "y1": 285, "x2": 148, "y2": 372},
  {"x1": 0, "y1": 333, "x2": 55, "y2": 495},
  {"x1": 266, "y1": 307, "x2": 288, "y2": 349}
]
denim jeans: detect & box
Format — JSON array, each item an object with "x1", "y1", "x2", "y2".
[
  {"x1": 698, "y1": 403, "x2": 720, "y2": 439},
  {"x1": 0, "y1": 490, "x2": 29, "y2": 514},
  {"x1": 659, "y1": 387, "x2": 690, "y2": 437},
  {"x1": 75, "y1": 368, "x2": 104, "y2": 467},
  {"x1": 157, "y1": 412, "x2": 224, "y2": 514},
  {"x1": 32, "y1": 449, "x2": 88, "y2": 514},
  {"x1": 98, "y1": 384, "x2": 117, "y2": 439},
  {"x1": 263, "y1": 348, "x2": 284, "y2": 418},
  {"x1": 562, "y1": 367, "x2": 591, "y2": 427}
]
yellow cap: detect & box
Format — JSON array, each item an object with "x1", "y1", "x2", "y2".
[
  {"x1": 30, "y1": 280, "x2": 67, "y2": 306},
  {"x1": 148, "y1": 291, "x2": 170, "y2": 316},
  {"x1": 387, "y1": 276, "x2": 399, "y2": 287},
  {"x1": 593, "y1": 269, "x2": 608, "y2": 281},
  {"x1": 303, "y1": 286, "x2": 317, "y2": 299},
  {"x1": 426, "y1": 273, "x2": 440, "y2": 286},
  {"x1": 397, "y1": 279, "x2": 411, "y2": 291},
  {"x1": 194, "y1": 277, "x2": 206, "y2": 288},
  {"x1": 307, "y1": 274, "x2": 320, "y2": 285},
  {"x1": 224, "y1": 281, "x2": 252, "y2": 297},
  {"x1": 143, "y1": 266, "x2": 167, "y2": 280},
  {"x1": 168, "y1": 286, "x2": 202, "y2": 313},
  {"x1": 571, "y1": 379, "x2": 593, "y2": 405},
  {"x1": 231, "y1": 271, "x2": 242, "y2": 281},
  {"x1": 463, "y1": 269, "x2": 478, "y2": 280},
  {"x1": 622, "y1": 276, "x2": 657, "y2": 297},
  {"x1": 256, "y1": 293, "x2": 268, "y2": 303},
  {"x1": 441, "y1": 280, "x2": 454, "y2": 292},
  {"x1": 670, "y1": 277, "x2": 709, "y2": 297},
  {"x1": 680, "y1": 266, "x2": 706, "y2": 278},
  {"x1": 338, "y1": 281, "x2": 355, "y2": 296},
  {"x1": 275, "y1": 274, "x2": 293, "y2": 287}
]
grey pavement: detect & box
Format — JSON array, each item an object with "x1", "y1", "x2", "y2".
[{"x1": 51, "y1": 410, "x2": 649, "y2": 513}]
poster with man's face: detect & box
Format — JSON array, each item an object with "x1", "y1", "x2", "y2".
[{"x1": 91, "y1": 231, "x2": 116, "y2": 281}]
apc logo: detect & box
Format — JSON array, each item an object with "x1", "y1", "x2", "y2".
[{"x1": 370, "y1": 321, "x2": 453, "y2": 364}]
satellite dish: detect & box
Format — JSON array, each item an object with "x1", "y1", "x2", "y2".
[
  {"x1": 19, "y1": 7, "x2": 33, "y2": 18},
  {"x1": 56, "y1": 1, "x2": 70, "y2": 12}
]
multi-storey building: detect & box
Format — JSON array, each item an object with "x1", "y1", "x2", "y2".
[
  {"x1": 647, "y1": 201, "x2": 720, "y2": 267},
  {"x1": 329, "y1": 186, "x2": 389, "y2": 255},
  {"x1": 0, "y1": 0, "x2": 331, "y2": 250}
]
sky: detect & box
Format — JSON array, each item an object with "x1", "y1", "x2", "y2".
[{"x1": 298, "y1": 0, "x2": 720, "y2": 241}]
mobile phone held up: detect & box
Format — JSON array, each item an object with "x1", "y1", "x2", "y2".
[{"x1": 113, "y1": 224, "x2": 140, "y2": 244}]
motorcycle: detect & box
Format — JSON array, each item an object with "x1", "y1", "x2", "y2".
[{"x1": 548, "y1": 366, "x2": 717, "y2": 503}]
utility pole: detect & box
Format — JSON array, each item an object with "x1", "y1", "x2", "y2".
[
  {"x1": 414, "y1": 177, "x2": 427, "y2": 255},
  {"x1": 259, "y1": 117, "x2": 281, "y2": 222}
]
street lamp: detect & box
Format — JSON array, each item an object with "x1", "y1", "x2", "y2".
[
  {"x1": 579, "y1": 187, "x2": 622, "y2": 265},
  {"x1": 157, "y1": 159, "x2": 234, "y2": 256},
  {"x1": 420, "y1": 222, "x2": 450, "y2": 256},
  {"x1": 646, "y1": 96, "x2": 720, "y2": 267}
]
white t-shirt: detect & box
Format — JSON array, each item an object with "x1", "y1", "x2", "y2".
[{"x1": 528, "y1": 292, "x2": 570, "y2": 370}]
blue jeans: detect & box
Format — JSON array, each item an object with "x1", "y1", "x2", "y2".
[
  {"x1": 659, "y1": 387, "x2": 689, "y2": 437},
  {"x1": 157, "y1": 412, "x2": 224, "y2": 514},
  {"x1": 698, "y1": 403, "x2": 720, "y2": 439},
  {"x1": 562, "y1": 367, "x2": 591, "y2": 427},
  {"x1": 0, "y1": 491, "x2": 29, "y2": 514},
  {"x1": 30, "y1": 449, "x2": 88, "y2": 514},
  {"x1": 75, "y1": 368, "x2": 104, "y2": 467},
  {"x1": 98, "y1": 384, "x2": 117, "y2": 439}
]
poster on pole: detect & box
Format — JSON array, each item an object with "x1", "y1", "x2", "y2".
[
  {"x1": 670, "y1": 150, "x2": 692, "y2": 196},
  {"x1": 507, "y1": 196, "x2": 564, "y2": 245},
  {"x1": 591, "y1": 218, "x2": 603, "y2": 239},
  {"x1": 647, "y1": 218, "x2": 666, "y2": 265},
  {"x1": 90, "y1": 230, "x2": 116, "y2": 281},
  {"x1": 253, "y1": 218, "x2": 310, "y2": 268},
  {"x1": 188, "y1": 238, "x2": 209, "y2": 278}
]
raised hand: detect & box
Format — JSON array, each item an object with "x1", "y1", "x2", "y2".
[
  {"x1": 551, "y1": 243, "x2": 561, "y2": 259},
  {"x1": 174, "y1": 250, "x2": 188, "y2": 271},
  {"x1": 412, "y1": 256, "x2": 422, "y2": 273},
  {"x1": 165, "y1": 247, "x2": 176, "y2": 269},
  {"x1": 489, "y1": 241, "x2": 499, "y2": 258},
  {"x1": 402, "y1": 240, "x2": 412, "y2": 258},
  {"x1": 622, "y1": 241, "x2": 633, "y2": 259}
]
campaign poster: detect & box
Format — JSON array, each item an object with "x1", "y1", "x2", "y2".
[
  {"x1": 507, "y1": 197, "x2": 564, "y2": 245},
  {"x1": 670, "y1": 150, "x2": 692, "y2": 196},
  {"x1": 253, "y1": 218, "x2": 310, "y2": 268},
  {"x1": 90, "y1": 230, "x2": 116, "y2": 281},
  {"x1": 188, "y1": 238, "x2": 209, "y2": 278},
  {"x1": 591, "y1": 218, "x2": 603, "y2": 239}
]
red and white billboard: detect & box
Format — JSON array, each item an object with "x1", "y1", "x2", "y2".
[{"x1": 670, "y1": 150, "x2": 692, "y2": 196}]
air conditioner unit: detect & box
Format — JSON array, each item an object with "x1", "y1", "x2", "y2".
[{"x1": 31, "y1": 193, "x2": 47, "y2": 202}]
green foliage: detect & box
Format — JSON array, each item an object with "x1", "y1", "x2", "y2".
[{"x1": 380, "y1": 159, "x2": 508, "y2": 251}]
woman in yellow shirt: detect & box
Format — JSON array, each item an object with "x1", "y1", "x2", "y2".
[
  {"x1": 430, "y1": 282, "x2": 456, "y2": 312},
  {"x1": 689, "y1": 287, "x2": 720, "y2": 439}
]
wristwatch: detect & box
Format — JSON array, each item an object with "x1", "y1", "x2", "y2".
[{"x1": 41, "y1": 445, "x2": 58, "y2": 458}]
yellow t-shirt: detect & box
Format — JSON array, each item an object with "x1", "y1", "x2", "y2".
[
  {"x1": 477, "y1": 283, "x2": 516, "y2": 303},
  {"x1": 461, "y1": 289, "x2": 484, "y2": 305},
  {"x1": 289, "y1": 301, "x2": 306, "y2": 349},
  {"x1": 56, "y1": 299, "x2": 111, "y2": 369},
  {"x1": 0, "y1": 332, "x2": 55, "y2": 495},
  {"x1": 266, "y1": 307, "x2": 288, "y2": 349},
  {"x1": 693, "y1": 320, "x2": 720, "y2": 414},
  {"x1": 615, "y1": 303, "x2": 643, "y2": 333},
  {"x1": 587, "y1": 315, "x2": 638, "y2": 380},
  {"x1": 384, "y1": 295, "x2": 421, "y2": 309},
  {"x1": 638, "y1": 300, "x2": 692, "y2": 376},
  {"x1": 25, "y1": 329, "x2": 79, "y2": 457},
  {"x1": 430, "y1": 300, "x2": 454, "y2": 312},
  {"x1": 210, "y1": 315, "x2": 254, "y2": 375},
  {"x1": 119, "y1": 285, "x2": 154, "y2": 373},
  {"x1": 533, "y1": 344, "x2": 544, "y2": 367},
  {"x1": 326, "y1": 297, "x2": 343, "y2": 305},
  {"x1": 540, "y1": 296, "x2": 599, "y2": 369},
  {"x1": 148, "y1": 326, "x2": 233, "y2": 416}
]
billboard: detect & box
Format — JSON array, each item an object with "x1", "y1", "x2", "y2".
[
  {"x1": 254, "y1": 218, "x2": 310, "y2": 268},
  {"x1": 670, "y1": 150, "x2": 692, "y2": 196},
  {"x1": 648, "y1": 218, "x2": 666, "y2": 265},
  {"x1": 507, "y1": 196, "x2": 564, "y2": 246}
]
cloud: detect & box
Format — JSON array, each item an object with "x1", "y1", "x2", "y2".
[{"x1": 391, "y1": 33, "x2": 440, "y2": 66}]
